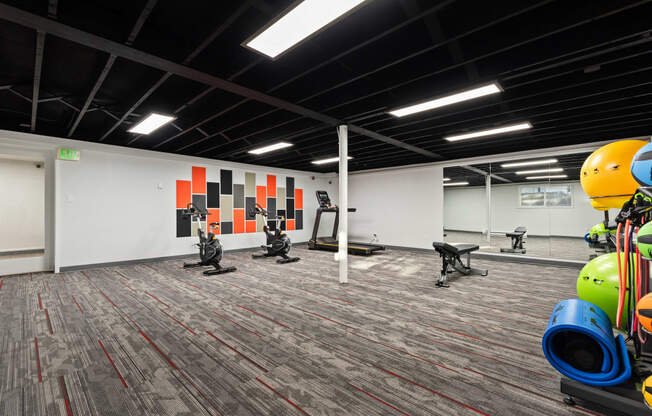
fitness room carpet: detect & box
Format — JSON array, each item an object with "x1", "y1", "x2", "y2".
[{"x1": 0, "y1": 246, "x2": 593, "y2": 416}]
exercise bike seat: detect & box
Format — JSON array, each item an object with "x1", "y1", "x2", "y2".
[
  {"x1": 506, "y1": 226, "x2": 527, "y2": 238},
  {"x1": 433, "y1": 242, "x2": 479, "y2": 255}
]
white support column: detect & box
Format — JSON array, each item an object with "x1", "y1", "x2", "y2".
[
  {"x1": 486, "y1": 174, "x2": 491, "y2": 244},
  {"x1": 336, "y1": 125, "x2": 348, "y2": 284}
]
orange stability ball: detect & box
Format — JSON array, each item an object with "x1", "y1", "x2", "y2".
[{"x1": 580, "y1": 140, "x2": 646, "y2": 210}]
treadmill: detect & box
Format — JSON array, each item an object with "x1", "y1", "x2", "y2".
[{"x1": 308, "y1": 190, "x2": 385, "y2": 256}]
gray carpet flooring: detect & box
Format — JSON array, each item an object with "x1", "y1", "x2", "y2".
[{"x1": 0, "y1": 246, "x2": 599, "y2": 415}]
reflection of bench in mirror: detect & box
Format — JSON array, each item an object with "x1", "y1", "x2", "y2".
[
  {"x1": 501, "y1": 226, "x2": 527, "y2": 254},
  {"x1": 432, "y1": 242, "x2": 488, "y2": 288}
]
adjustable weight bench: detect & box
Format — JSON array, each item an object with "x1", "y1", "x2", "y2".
[
  {"x1": 432, "y1": 242, "x2": 488, "y2": 288},
  {"x1": 501, "y1": 226, "x2": 527, "y2": 254}
]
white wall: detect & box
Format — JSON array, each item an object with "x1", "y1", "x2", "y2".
[
  {"x1": 348, "y1": 166, "x2": 444, "y2": 249},
  {"x1": 0, "y1": 158, "x2": 45, "y2": 251},
  {"x1": 444, "y1": 181, "x2": 614, "y2": 237},
  {"x1": 0, "y1": 129, "x2": 337, "y2": 275}
]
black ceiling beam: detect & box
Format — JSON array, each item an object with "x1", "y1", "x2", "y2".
[
  {"x1": 164, "y1": 0, "x2": 459, "y2": 151},
  {"x1": 316, "y1": 1, "x2": 651, "y2": 117},
  {"x1": 356, "y1": 36, "x2": 652, "y2": 134},
  {"x1": 68, "y1": 0, "x2": 158, "y2": 137},
  {"x1": 99, "y1": 1, "x2": 252, "y2": 142},
  {"x1": 0, "y1": 3, "x2": 448, "y2": 159},
  {"x1": 30, "y1": 31, "x2": 45, "y2": 132},
  {"x1": 363, "y1": 68, "x2": 652, "y2": 139}
]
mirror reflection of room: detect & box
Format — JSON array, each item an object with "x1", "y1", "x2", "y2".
[{"x1": 444, "y1": 152, "x2": 608, "y2": 261}]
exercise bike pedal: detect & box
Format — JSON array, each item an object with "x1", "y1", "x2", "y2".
[
  {"x1": 276, "y1": 257, "x2": 300, "y2": 264},
  {"x1": 183, "y1": 262, "x2": 205, "y2": 269},
  {"x1": 435, "y1": 281, "x2": 450, "y2": 288},
  {"x1": 203, "y1": 266, "x2": 237, "y2": 275}
]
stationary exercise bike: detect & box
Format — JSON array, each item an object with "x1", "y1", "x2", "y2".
[
  {"x1": 182, "y1": 203, "x2": 236, "y2": 275},
  {"x1": 250, "y1": 203, "x2": 300, "y2": 264}
]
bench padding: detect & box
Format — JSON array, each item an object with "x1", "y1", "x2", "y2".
[{"x1": 433, "y1": 242, "x2": 479, "y2": 255}]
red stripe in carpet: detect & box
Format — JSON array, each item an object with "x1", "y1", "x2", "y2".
[
  {"x1": 206, "y1": 331, "x2": 268, "y2": 372},
  {"x1": 34, "y1": 337, "x2": 42, "y2": 382},
  {"x1": 60, "y1": 376, "x2": 73, "y2": 416},
  {"x1": 256, "y1": 377, "x2": 311, "y2": 416},
  {"x1": 146, "y1": 292, "x2": 169, "y2": 308},
  {"x1": 38, "y1": 293, "x2": 43, "y2": 309},
  {"x1": 376, "y1": 366, "x2": 490, "y2": 416},
  {"x1": 98, "y1": 339, "x2": 128, "y2": 388},
  {"x1": 212, "y1": 310, "x2": 263, "y2": 338},
  {"x1": 72, "y1": 295, "x2": 83, "y2": 314},
  {"x1": 349, "y1": 383, "x2": 411, "y2": 416},
  {"x1": 45, "y1": 308, "x2": 53, "y2": 334},
  {"x1": 160, "y1": 309, "x2": 196, "y2": 335}
]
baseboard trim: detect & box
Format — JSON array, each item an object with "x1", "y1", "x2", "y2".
[
  {"x1": 470, "y1": 251, "x2": 585, "y2": 269},
  {"x1": 0, "y1": 248, "x2": 45, "y2": 256}
]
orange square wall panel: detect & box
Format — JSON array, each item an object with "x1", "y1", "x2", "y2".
[
  {"x1": 207, "y1": 209, "x2": 220, "y2": 223},
  {"x1": 267, "y1": 175, "x2": 276, "y2": 197},
  {"x1": 256, "y1": 186, "x2": 267, "y2": 208},
  {"x1": 286, "y1": 219, "x2": 295, "y2": 231},
  {"x1": 295, "y1": 189, "x2": 303, "y2": 209},
  {"x1": 192, "y1": 167, "x2": 206, "y2": 193},
  {"x1": 246, "y1": 220, "x2": 257, "y2": 233},
  {"x1": 176, "y1": 180, "x2": 191, "y2": 208},
  {"x1": 233, "y1": 209, "x2": 245, "y2": 233}
]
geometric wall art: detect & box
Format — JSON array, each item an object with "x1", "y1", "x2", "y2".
[{"x1": 176, "y1": 166, "x2": 303, "y2": 237}]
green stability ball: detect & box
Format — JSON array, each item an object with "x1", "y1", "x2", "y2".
[
  {"x1": 577, "y1": 252, "x2": 634, "y2": 328},
  {"x1": 637, "y1": 222, "x2": 652, "y2": 260}
]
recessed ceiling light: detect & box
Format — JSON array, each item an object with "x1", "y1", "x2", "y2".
[
  {"x1": 311, "y1": 156, "x2": 353, "y2": 165},
  {"x1": 127, "y1": 113, "x2": 175, "y2": 134},
  {"x1": 248, "y1": 142, "x2": 293, "y2": 155},
  {"x1": 443, "y1": 177, "x2": 451, "y2": 181},
  {"x1": 245, "y1": 0, "x2": 368, "y2": 58},
  {"x1": 501, "y1": 158, "x2": 558, "y2": 168},
  {"x1": 388, "y1": 83, "x2": 502, "y2": 117},
  {"x1": 526, "y1": 175, "x2": 568, "y2": 180},
  {"x1": 516, "y1": 168, "x2": 564, "y2": 175},
  {"x1": 444, "y1": 122, "x2": 532, "y2": 142},
  {"x1": 444, "y1": 181, "x2": 469, "y2": 186}
]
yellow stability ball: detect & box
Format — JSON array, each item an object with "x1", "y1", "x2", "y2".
[{"x1": 580, "y1": 140, "x2": 647, "y2": 210}]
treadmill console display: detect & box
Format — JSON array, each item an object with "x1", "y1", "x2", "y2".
[{"x1": 316, "y1": 190, "x2": 331, "y2": 208}]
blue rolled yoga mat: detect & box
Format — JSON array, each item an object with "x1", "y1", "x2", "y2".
[{"x1": 542, "y1": 299, "x2": 631, "y2": 386}]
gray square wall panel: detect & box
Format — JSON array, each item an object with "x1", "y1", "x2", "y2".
[
  {"x1": 220, "y1": 195, "x2": 233, "y2": 221},
  {"x1": 277, "y1": 188, "x2": 286, "y2": 210},
  {"x1": 176, "y1": 209, "x2": 191, "y2": 237},
  {"x1": 233, "y1": 184, "x2": 244, "y2": 209},
  {"x1": 245, "y1": 172, "x2": 256, "y2": 196},
  {"x1": 245, "y1": 197, "x2": 256, "y2": 220},
  {"x1": 207, "y1": 182, "x2": 219, "y2": 208},
  {"x1": 192, "y1": 194, "x2": 206, "y2": 211},
  {"x1": 296, "y1": 210, "x2": 303, "y2": 230},
  {"x1": 286, "y1": 198, "x2": 295, "y2": 219},
  {"x1": 220, "y1": 169, "x2": 232, "y2": 194},
  {"x1": 267, "y1": 198, "x2": 276, "y2": 219},
  {"x1": 286, "y1": 177, "x2": 294, "y2": 196},
  {"x1": 221, "y1": 222, "x2": 233, "y2": 234}
]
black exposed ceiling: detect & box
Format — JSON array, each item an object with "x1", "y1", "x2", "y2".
[
  {"x1": 444, "y1": 152, "x2": 591, "y2": 186},
  {"x1": 0, "y1": 0, "x2": 651, "y2": 172}
]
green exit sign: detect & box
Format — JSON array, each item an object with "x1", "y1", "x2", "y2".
[{"x1": 57, "y1": 148, "x2": 80, "y2": 161}]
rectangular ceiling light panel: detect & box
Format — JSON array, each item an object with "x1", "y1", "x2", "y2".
[
  {"x1": 388, "y1": 83, "x2": 501, "y2": 117},
  {"x1": 246, "y1": 0, "x2": 368, "y2": 58},
  {"x1": 444, "y1": 122, "x2": 532, "y2": 142},
  {"x1": 311, "y1": 156, "x2": 353, "y2": 165},
  {"x1": 444, "y1": 181, "x2": 469, "y2": 186},
  {"x1": 501, "y1": 158, "x2": 558, "y2": 168},
  {"x1": 127, "y1": 113, "x2": 176, "y2": 134},
  {"x1": 248, "y1": 142, "x2": 293, "y2": 155},
  {"x1": 516, "y1": 168, "x2": 564, "y2": 175},
  {"x1": 526, "y1": 175, "x2": 568, "y2": 180}
]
